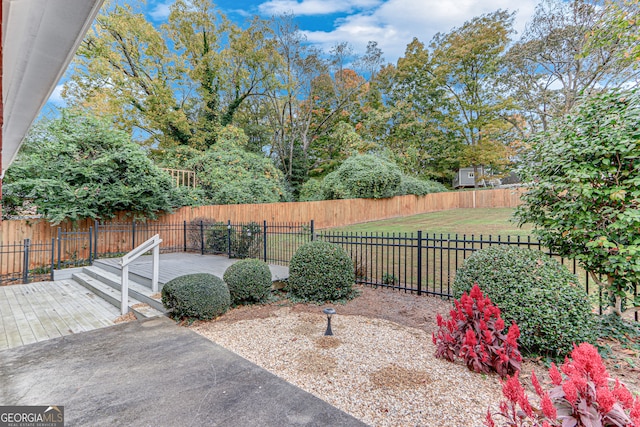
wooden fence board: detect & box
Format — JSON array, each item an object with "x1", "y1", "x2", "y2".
[{"x1": 1, "y1": 188, "x2": 524, "y2": 244}]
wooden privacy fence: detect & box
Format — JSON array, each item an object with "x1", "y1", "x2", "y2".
[
  {"x1": 161, "y1": 188, "x2": 523, "y2": 228},
  {"x1": 0, "y1": 189, "x2": 523, "y2": 244}
]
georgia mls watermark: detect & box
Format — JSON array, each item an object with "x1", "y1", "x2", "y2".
[{"x1": 0, "y1": 406, "x2": 64, "y2": 427}]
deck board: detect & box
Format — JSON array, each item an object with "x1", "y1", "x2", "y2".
[
  {"x1": 0, "y1": 254, "x2": 289, "y2": 351},
  {"x1": 0, "y1": 281, "x2": 120, "y2": 351}
]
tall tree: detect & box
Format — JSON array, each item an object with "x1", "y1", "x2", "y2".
[
  {"x1": 503, "y1": 0, "x2": 639, "y2": 133},
  {"x1": 63, "y1": 0, "x2": 277, "y2": 149},
  {"x1": 429, "y1": 10, "x2": 516, "y2": 184}
]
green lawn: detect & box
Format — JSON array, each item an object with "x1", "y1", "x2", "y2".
[{"x1": 326, "y1": 207, "x2": 533, "y2": 237}]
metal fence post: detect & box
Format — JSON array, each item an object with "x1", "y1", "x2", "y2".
[
  {"x1": 227, "y1": 220, "x2": 232, "y2": 258},
  {"x1": 183, "y1": 221, "x2": 187, "y2": 252},
  {"x1": 263, "y1": 220, "x2": 267, "y2": 262},
  {"x1": 310, "y1": 220, "x2": 315, "y2": 242},
  {"x1": 23, "y1": 239, "x2": 30, "y2": 284},
  {"x1": 132, "y1": 220, "x2": 136, "y2": 250},
  {"x1": 50, "y1": 238, "x2": 56, "y2": 281},
  {"x1": 200, "y1": 220, "x2": 205, "y2": 255},
  {"x1": 89, "y1": 226, "x2": 93, "y2": 265},
  {"x1": 57, "y1": 228, "x2": 62, "y2": 270},
  {"x1": 417, "y1": 231, "x2": 422, "y2": 296},
  {"x1": 94, "y1": 220, "x2": 99, "y2": 260}
]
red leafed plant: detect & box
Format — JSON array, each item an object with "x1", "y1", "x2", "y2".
[
  {"x1": 432, "y1": 283, "x2": 522, "y2": 377},
  {"x1": 486, "y1": 342, "x2": 640, "y2": 427}
]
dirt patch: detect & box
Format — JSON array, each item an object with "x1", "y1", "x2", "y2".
[
  {"x1": 296, "y1": 350, "x2": 337, "y2": 375},
  {"x1": 369, "y1": 364, "x2": 432, "y2": 389},
  {"x1": 314, "y1": 336, "x2": 342, "y2": 349},
  {"x1": 114, "y1": 312, "x2": 136, "y2": 323},
  {"x1": 291, "y1": 322, "x2": 319, "y2": 337}
]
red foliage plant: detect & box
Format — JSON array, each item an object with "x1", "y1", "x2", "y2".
[
  {"x1": 486, "y1": 342, "x2": 640, "y2": 427},
  {"x1": 432, "y1": 283, "x2": 522, "y2": 377}
]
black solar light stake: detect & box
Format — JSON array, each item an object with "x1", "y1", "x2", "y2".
[{"x1": 323, "y1": 307, "x2": 336, "y2": 336}]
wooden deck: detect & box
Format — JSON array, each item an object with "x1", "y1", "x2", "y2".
[
  {"x1": 0, "y1": 280, "x2": 120, "y2": 351},
  {"x1": 0, "y1": 254, "x2": 289, "y2": 351}
]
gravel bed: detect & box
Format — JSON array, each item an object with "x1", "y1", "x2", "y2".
[{"x1": 192, "y1": 307, "x2": 504, "y2": 427}]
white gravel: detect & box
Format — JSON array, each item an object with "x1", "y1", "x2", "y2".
[{"x1": 192, "y1": 308, "x2": 504, "y2": 427}]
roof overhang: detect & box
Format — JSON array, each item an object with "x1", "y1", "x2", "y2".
[{"x1": 2, "y1": 0, "x2": 104, "y2": 174}]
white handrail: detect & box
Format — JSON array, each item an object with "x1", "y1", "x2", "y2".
[{"x1": 119, "y1": 234, "x2": 162, "y2": 315}]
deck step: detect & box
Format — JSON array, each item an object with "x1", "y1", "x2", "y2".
[
  {"x1": 92, "y1": 259, "x2": 155, "y2": 288},
  {"x1": 80, "y1": 266, "x2": 166, "y2": 313},
  {"x1": 72, "y1": 272, "x2": 165, "y2": 319}
]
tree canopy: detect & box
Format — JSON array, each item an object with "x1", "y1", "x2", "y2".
[
  {"x1": 59, "y1": 0, "x2": 640, "y2": 192},
  {"x1": 2, "y1": 112, "x2": 178, "y2": 223}
]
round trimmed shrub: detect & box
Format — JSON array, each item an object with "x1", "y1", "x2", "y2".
[
  {"x1": 161, "y1": 273, "x2": 230, "y2": 320},
  {"x1": 453, "y1": 246, "x2": 596, "y2": 358},
  {"x1": 288, "y1": 241, "x2": 355, "y2": 303},
  {"x1": 223, "y1": 259, "x2": 272, "y2": 305}
]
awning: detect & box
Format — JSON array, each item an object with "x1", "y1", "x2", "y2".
[{"x1": 2, "y1": 0, "x2": 104, "y2": 174}]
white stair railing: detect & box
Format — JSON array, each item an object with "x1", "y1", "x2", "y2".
[{"x1": 119, "y1": 234, "x2": 162, "y2": 315}]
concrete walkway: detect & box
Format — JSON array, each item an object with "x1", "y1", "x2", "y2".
[{"x1": 0, "y1": 316, "x2": 366, "y2": 427}]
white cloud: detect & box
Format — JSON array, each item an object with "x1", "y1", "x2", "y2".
[
  {"x1": 47, "y1": 84, "x2": 66, "y2": 107},
  {"x1": 149, "y1": 1, "x2": 174, "y2": 21},
  {"x1": 259, "y1": 0, "x2": 382, "y2": 16},
  {"x1": 293, "y1": 0, "x2": 538, "y2": 63}
]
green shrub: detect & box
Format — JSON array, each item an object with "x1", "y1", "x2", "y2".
[
  {"x1": 453, "y1": 246, "x2": 596, "y2": 358},
  {"x1": 398, "y1": 175, "x2": 448, "y2": 196},
  {"x1": 204, "y1": 221, "x2": 229, "y2": 254},
  {"x1": 223, "y1": 259, "x2": 272, "y2": 305},
  {"x1": 288, "y1": 241, "x2": 356, "y2": 303},
  {"x1": 161, "y1": 273, "x2": 230, "y2": 320},
  {"x1": 298, "y1": 179, "x2": 324, "y2": 202},
  {"x1": 230, "y1": 222, "x2": 263, "y2": 259},
  {"x1": 322, "y1": 154, "x2": 402, "y2": 200}
]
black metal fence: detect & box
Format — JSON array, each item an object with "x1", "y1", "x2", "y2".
[
  {"x1": 0, "y1": 220, "x2": 314, "y2": 285},
  {"x1": 316, "y1": 231, "x2": 638, "y2": 321},
  {"x1": 2, "y1": 221, "x2": 638, "y2": 322}
]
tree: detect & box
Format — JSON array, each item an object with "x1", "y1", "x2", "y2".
[
  {"x1": 2, "y1": 112, "x2": 178, "y2": 224},
  {"x1": 375, "y1": 39, "x2": 462, "y2": 182},
  {"x1": 429, "y1": 10, "x2": 516, "y2": 185},
  {"x1": 63, "y1": 0, "x2": 278, "y2": 149},
  {"x1": 503, "y1": 0, "x2": 639, "y2": 134},
  {"x1": 514, "y1": 89, "x2": 640, "y2": 316}
]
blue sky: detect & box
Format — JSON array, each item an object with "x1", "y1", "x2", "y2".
[{"x1": 46, "y1": 0, "x2": 539, "y2": 108}]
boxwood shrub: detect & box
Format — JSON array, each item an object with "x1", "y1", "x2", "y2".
[
  {"x1": 161, "y1": 273, "x2": 230, "y2": 320},
  {"x1": 223, "y1": 259, "x2": 272, "y2": 305},
  {"x1": 453, "y1": 246, "x2": 596, "y2": 358},
  {"x1": 288, "y1": 241, "x2": 355, "y2": 303}
]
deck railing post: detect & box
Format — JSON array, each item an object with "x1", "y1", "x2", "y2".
[
  {"x1": 121, "y1": 264, "x2": 129, "y2": 315},
  {"x1": 263, "y1": 220, "x2": 267, "y2": 262},
  {"x1": 152, "y1": 243, "x2": 160, "y2": 293},
  {"x1": 310, "y1": 220, "x2": 315, "y2": 242},
  {"x1": 23, "y1": 239, "x2": 31, "y2": 284}
]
